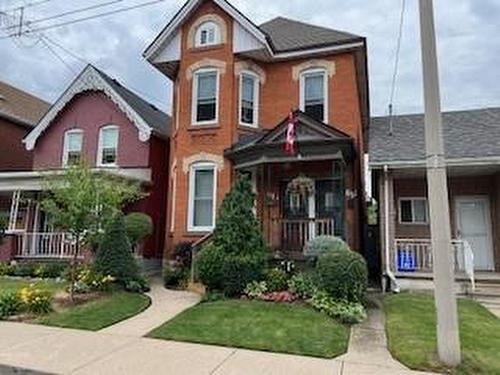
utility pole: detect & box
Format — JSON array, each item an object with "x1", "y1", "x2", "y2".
[{"x1": 418, "y1": 0, "x2": 461, "y2": 366}]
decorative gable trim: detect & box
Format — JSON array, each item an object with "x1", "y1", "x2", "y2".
[
  {"x1": 143, "y1": 0, "x2": 271, "y2": 62},
  {"x1": 24, "y1": 65, "x2": 153, "y2": 151}
]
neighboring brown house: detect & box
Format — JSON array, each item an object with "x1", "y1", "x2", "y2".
[
  {"x1": 0, "y1": 80, "x2": 50, "y2": 171},
  {"x1": 144, "y1": 0, "x2": 369, "y2": 257},
  {"x1": 370, "y1": 108, "x2": 500, "y2": 290}
]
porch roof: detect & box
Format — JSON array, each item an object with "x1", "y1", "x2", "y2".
[{"x1": 225, "y1": 111, "x2": 354, "y2": 168}]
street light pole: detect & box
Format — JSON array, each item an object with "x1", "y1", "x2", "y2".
[{"x1": 418, "y1": 0, "x2": 461, "y2": 366}]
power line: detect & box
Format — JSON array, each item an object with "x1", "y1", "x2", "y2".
[
  {"x1": 3, "y1": 0, "x2": 52, "y2": 13},
  {"x1": 2, "y1": 0, "x2": 126, "y2": 31},
  {"x1": 0, "y1": 0, "x2": 167, "y2": 39},
  {"x1": 387, "y1": 0, "x2": 406, "y2": 135}
]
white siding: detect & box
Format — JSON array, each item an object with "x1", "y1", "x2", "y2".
[
  {"x1": 155, "y1": 31, "x2": 182, "y2": 63},
  {"x1": 233, "y1": 21, "x2": 264, "y2": 53}
]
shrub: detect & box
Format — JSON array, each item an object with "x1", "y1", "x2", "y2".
[
  {"x1": 124, "y1": 276, "x2": 150, "y2": 293},
  {"x1": 265, "y1": 268, "x2": 289, "y2": 292},
  {"x1": 124, "y1": 212, "x2": 153, "y2": 248},
  {"x1": 72, "y1": 266, "x2": 116, "y2": 293},
  {"x1": 288, "y1": 273, "x2": 318, "y2": 299},
  {"x1": 0, "y1": 262, "x2": 15, "y2": 276},
  {"x1": 303, "y1": 236, "x2": 350, "y2": 257},
  {"x1": 163, "y1": 263, "x2": 188, "y2": 289},
  {"x1": 316, "y1": 250, "x2": 368, "y2": 303},
  {"x1": 33, "y1": 262, "x2": 67, "y2": 279},
  {"x1": 197, "y1": 175, "x2": 267, "y2": 296},
  {"x1": 94, "y1": 214, "x2": 141, "y2": 285},
  {"x1": 309, "y1": 291, "x2": 366, "y2": 324},
  {"x1": 244, "y1": 281, "x2": 267, "y2": 299},
  {"x1": 174, "y1": 242, "x2": 193, "y2": 270},
  {"x1": 0, "y1": 212, "x2": 7, "y2": 245},
  {"x1": 19, "y1": 285, "x2": 52, "y2": 315},
  {"x1": 0, "y1": 291, "x2": 22, "y2": 319},
  {"x1": 13, "y1": 262, "x2": 38, "y2": 278}
]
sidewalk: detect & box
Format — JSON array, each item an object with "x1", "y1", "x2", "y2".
[{"x1": 0, "y1": 293, "x2": 435, "y2": 375}]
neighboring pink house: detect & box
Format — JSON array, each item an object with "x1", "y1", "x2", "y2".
[{"x1": 0, "y1": 65, "x2": 171, "y2": 261}]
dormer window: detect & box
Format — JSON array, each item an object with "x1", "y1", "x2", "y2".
[
  {"x1": 63, "y1": 129, "x2": 83, "y2": 166},
  {"x1": 300, "y1": 69, "x2": 328, "y2": 123},
  {"x1": 195, "y1": 21, "x2": 220, "y2": 47},
  {"x1": 97, "y1": 125, "x2": 119, "y2": 167}
]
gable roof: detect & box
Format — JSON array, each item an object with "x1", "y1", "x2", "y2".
[
  {"x1": 144, "y1": 0, "x2": 364, "y2": 62},
  {"x1": 0, "y1": 80, "x2": 50, "y2": 128},
  {"x1": 259, "y1": 17, "x2": 363, "y2": 53},
  {"x1": 24, "y1": 65, "x2": 170, "y2": 150},
  {"x1": 369, "y1": 107, "x2": 500, "y2": 167}
]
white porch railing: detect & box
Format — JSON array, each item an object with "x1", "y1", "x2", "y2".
[
  {"x1": 393, "y1": 238, "x2": 475, "y2": 289},
  {"x1": 271, "y1": 218, "x2": 335, "y2": 253},
  {"x1": 15, "y1": 232, "x2": 82, "y2": 259}
]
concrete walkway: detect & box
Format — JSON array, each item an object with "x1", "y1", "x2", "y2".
[
  {"x1": 0, "y1": 293, "x2": 436, "y2": 375},
  {"x1": 100, "y1": 278, "x2": 200, "y2": 337}
]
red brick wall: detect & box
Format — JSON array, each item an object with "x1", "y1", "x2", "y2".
[
  {"x1": 33, "y1": 92, "x2": 150, "y2": 170},
  {"x1": 165, "y1": 0, "x2": 365, "y2": 253},
  {"x1": 0, "y1": 118, "x2": 33, "y2": 171},
  {"x1": 0, "y1": 235, "x2": 15, "y2": 262}
]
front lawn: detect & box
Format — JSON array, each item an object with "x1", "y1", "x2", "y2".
[
  {"x1": 38, "y1": 292, "x2": 150, "y2": 331},
  {"x1": 0, "y1": 277, "x2": 66, "y2": 295},
  {"x1": 148, "y1": 300, "x2": 350, "y2": 358},
  {"x1": 384, "y1": 293, "x2": 500, "y2": 375}
]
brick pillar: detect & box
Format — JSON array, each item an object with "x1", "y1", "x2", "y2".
[{"x1": 0, "y1": 234, "x2": 16, "y2": 262}]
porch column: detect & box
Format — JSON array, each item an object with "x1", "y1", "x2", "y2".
[{"x1": 495, "y1": 173, "x2": 500, "y2": 271}]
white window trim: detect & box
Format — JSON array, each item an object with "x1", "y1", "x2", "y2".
[
  {"x1": 62, "y1": 129, "x2": 83, "y2": 167},
  {"x1": 187, "y1": 162, "x2": 217, "y2": 232},
  {"x1": 191, "y1": 68, "x2": 220, "y2": 126},
  {"x1": 194, "y1": 21, "x2": 221, "y2": 48},
  {"x1": 97, "y1": 125, "x2": 119, "y2": 167},
  {"x1": 299, "y1": 68, "x2": 329, "y2": 123},
  {"x1": 238, "y1": 70, "x2": 260, "y2": 128},
  {"x1": 398, "y1": 197, "x2": 429, "y2": 225}
]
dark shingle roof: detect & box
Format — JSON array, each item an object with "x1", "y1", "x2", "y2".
[
  {"x1": 0, "y1": 81, "x2": 50, "y2": 127},
  {"x1": 97, "y1": 69, "x2": 171, "y2": 138},
  {"x1": 369, "y1": 108, "x2": 500, "y2": 165},
  {"x1": 259, "y1": 17, "x2": 363, "y2": 53}
]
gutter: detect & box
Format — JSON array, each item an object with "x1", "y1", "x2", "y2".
[{"x1": 383, "y1": 165, "x2": 400, "y2": 293}]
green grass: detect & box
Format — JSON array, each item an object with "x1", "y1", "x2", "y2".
[
  {"x1": 384, "y1": 293, "x2": 500, "y2": 375},
  {"x1": 38, "y1": 292, "x2": 150, "y2": 331},
  {"x1": 0, "y1": 277, "x2": 66, "y2": 295},
  {"x1": 148, "y1": 300, "x2": 350, "y2": 358}
]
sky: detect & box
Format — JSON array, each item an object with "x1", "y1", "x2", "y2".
[{"x1": 0, "y1": 0, "x2": 499, "y2": 117}]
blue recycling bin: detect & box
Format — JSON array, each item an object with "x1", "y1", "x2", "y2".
[{"x1": 397, "y1": 248, "x2": 416, "y2": 272}]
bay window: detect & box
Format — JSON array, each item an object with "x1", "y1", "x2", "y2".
[
  {"x1": 188, "y1": 162, "x2": 216, "y2": 231},
  {"x1": 300, "y1": 69, "x2": 328, "y2": 122},
  {"x1": 63, "y1": 129, "x2": 83, "y2": 166},
  {"x1": 98, "y1": 125, "x2": 119, "y2": 166},
  {"x1": 192, "y1": 69, "x2": 219, "y2": 124}
]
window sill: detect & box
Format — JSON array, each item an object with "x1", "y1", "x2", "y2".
[
  {"x1": 237, "y1": 124, "x2": 260, "y2": 132},
  {"x1": 184, "y1": 230, "x2": 213, "y2": 237},
  {"x1": 188, "y1": 124, "x2": 220, "y2": 131},
  {"x1": 189, "y1": 44, "x2": 224, "y2": 53}
]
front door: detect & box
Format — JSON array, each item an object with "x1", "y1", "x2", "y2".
[{"x1": 455, "y1": 197, "x2": 494, "y2": 271}]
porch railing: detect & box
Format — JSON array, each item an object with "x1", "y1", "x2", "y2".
[
  {"x1": 393, "y1": 238, "x2": 475, "y2": 289},
  {"x1": 15, "y1": 232, "x2": 82, "y2": 259},
  {"x1": 271, "y1": 218, "x2": 335, "y2": 253}
]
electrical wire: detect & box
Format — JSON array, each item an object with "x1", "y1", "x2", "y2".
[
  {"x1": 0, "y1": 0, "x2": 167, "y2": 39},
  {"x1": 2, "y1": 0, "x2": 52, "y2": 13}
]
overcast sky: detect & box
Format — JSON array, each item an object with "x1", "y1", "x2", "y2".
[{"x1": 0, "y1": 0, "x2": 499, "y2": 117}]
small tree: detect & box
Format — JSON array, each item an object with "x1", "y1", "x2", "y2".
[
  {"x1": 198, "y1": 174, "x2": 268, "y2": 296},
  {"x1": 41, "y1": 163, "x2": 142, "y2": 299},
  {"x1": 124, "y1": 212, "x2": 153, "y2": 251},
  {"x1": 94, "y1": 213, "x2": 140, "y2": 284}
]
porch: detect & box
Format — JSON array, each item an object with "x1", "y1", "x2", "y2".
[{"x1": 225, "y1": 111, "x2": 360, "y2": 257}]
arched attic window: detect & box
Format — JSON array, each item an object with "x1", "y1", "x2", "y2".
[{"x1": 194, "y1": 21, "x2": 221, "y2": 47}]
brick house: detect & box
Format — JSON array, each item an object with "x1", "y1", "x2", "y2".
[
  {"x1": 370, "y1": 108, "x2": 500, "y2": 290},
  {"x1": 0, "y1": 65, "x2": 170, "y2": 262},
  {"x1": 0, "y1": 80, "x2": 50, "y2": 172},
  {"x1": 144, "y1": 0, "x2": 369, "y2": 257}
]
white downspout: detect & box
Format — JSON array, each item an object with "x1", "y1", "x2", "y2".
[{"x1": 384, "y1": 165, "x2": 400, "y2": 292}]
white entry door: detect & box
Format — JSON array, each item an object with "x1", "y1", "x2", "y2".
[{"x1": 455, "y1": 197, "x2": 494, "y2": 271}]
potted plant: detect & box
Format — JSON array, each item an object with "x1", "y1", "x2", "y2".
[{"x1": 286, "y1": 174, "x2": 315, "y2": 196}]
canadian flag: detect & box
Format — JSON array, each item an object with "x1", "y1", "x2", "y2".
[{"x1": 285, "y1": 111, "x2": 297, "y2": 155}]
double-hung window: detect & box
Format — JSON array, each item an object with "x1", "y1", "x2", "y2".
[
  {"x1": 63, "y1": 129, "x2": 83, "y2": 166},
  {"x1": 193, "y1": 69, "x2": 218, "y2": 124},
  {"x1": 399, "y1": 198, "x2": 428, "y2": 224},
  {"x1": 239, "y1": 72, "x2": 259, "y2": 127},
  {"x1": 188, "y1": 163, "x2": 216, "y2": 231},
  {"x1": 300, "y1": 70, "x2": 327, "y2": 122},
  {"x1": 98, "y1": 125, "x2": 119, "y2": 166},
  {"x1": 195, "y1": 21, "x2": 220, "y2": 47}
]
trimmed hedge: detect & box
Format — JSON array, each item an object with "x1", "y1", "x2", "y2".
[
  {"x1": 316, "y1": 250, "x2": 368, "y2": 303},
  {"x1": 304, "y1": 236, "x2": 350, "y2": 257}
]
